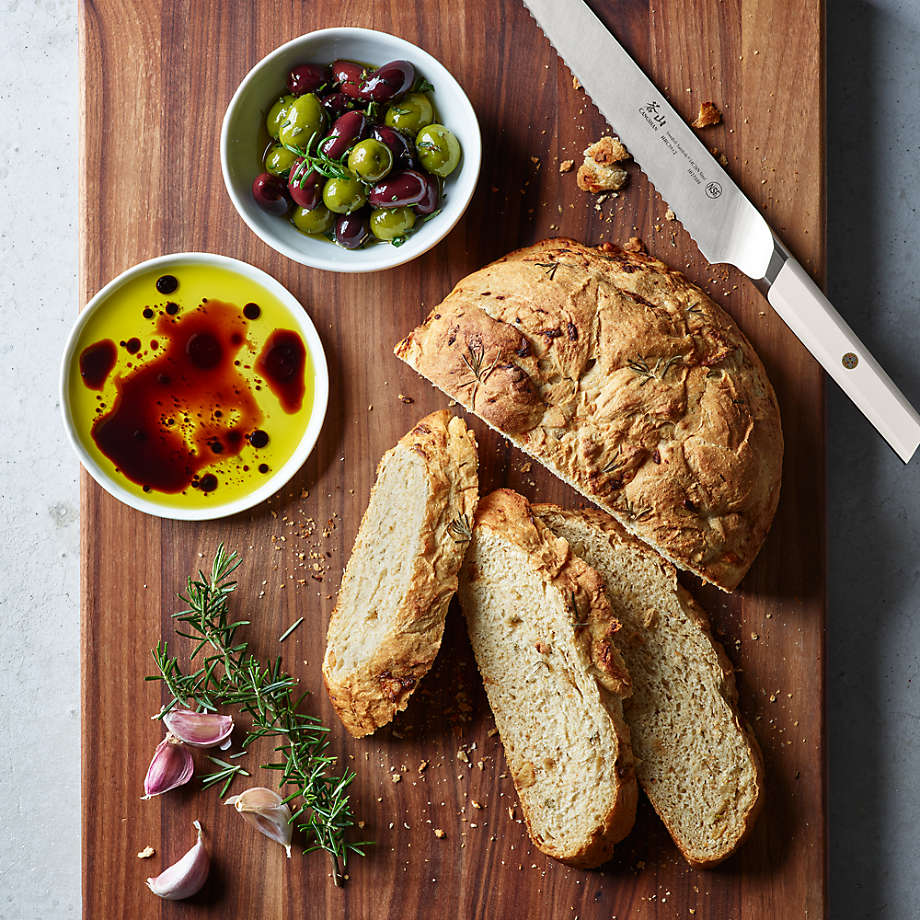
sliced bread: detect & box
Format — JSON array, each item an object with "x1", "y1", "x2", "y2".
[
  {"x1": 534, "y1": 504, "x2": 764, "y2": 866},
  {"x1": 322, "y1": 410, "x2": 479, "y2": 738},
  {"x1": 459, "y1": 489, "x2": 637, "y2": 867}
]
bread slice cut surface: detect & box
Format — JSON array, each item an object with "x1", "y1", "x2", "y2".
[
  {"x1": 534, "y1": 504, "x2": 764, "y2": 866},
  {"x1": 322, "y1": 410, "x2": 478, "y2": 738},
  {"x1": 459, "y1": 489, "x2": 636, "y2": 867}
]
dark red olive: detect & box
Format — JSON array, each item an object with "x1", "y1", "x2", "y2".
[
  {"x1": 320, "y1": 91, "x2": 355, "y2": 118},
  {"x1": 331, "y1": 59, "x2": 365, "y2": 99},
  {"x1": 320, "y1": 110, "x2": 367, "y2": 160},
  {"x1": 358, "y1": 60, "x2": 415, "y2": 102},
  {"x1": 334, "y1": 211, "x2": 370, "y2": 249},
  {"x1": 287, "y1": 159, "x2": 324, "y2": 209},
  {"x1": 287, "y1": 63, "x2": 327, "y2": 95},
  {"x1": 368, "y1": 169, "x2": 427, "y2": 208},
  {"x1": 252, "y1": 172, "x2": 290, "y2": 216},
  {"x1": 371, "y1": 125, "x2": 419, "y2": 169},
  {"x1": 414, "y1": 173, "x2": 440, "y2": 215}
]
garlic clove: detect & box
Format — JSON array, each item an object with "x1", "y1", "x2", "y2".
[
  {"x1": 162, "y1": 709, "x2": 234, "y2": 749},
  {"x1": 146, "y1": 820, "x2": 210, "y2": 900},
  {"x1": 225, "y1": 786, "x2": 293, "y2": 857},
  {"x1": 142, "y1": 734, "x2": 194, "y2": 799}
]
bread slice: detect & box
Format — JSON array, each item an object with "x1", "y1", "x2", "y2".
[
  {"x1": 458, "y1": 489, "x2": 637, "y2": 867},
  {"x1": 533, "y1": 504, "x2": 764, "y2": 866},
  {"x1": 322, "y1": 410, "x2": 479, "y2": 738}
]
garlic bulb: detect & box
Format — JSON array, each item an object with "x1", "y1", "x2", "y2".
[
  {"x1": 162, "y1": 709, "x2": 234, "y2": 749},
  {"x1": 146, "y1": 820, "x2": 209, "y2": 900},
  {"x1": 225, "y1": 787, "x2": 293, "y2": 856},
  {"x1": 142, "y1": 735, "x2": 194, "y2": 799}
]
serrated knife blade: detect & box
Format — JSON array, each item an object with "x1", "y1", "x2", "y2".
[{"x1": 523, "y1": 0, "x2": 920, "y2": 462}]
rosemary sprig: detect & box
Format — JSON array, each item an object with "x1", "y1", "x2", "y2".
[
  {"x1": 448, "y1": 512, "x2": 473, "y2": 543},
  {"x1": 626, "y1": 354, "x2": 683, "y2": 385},
  {"x1": 457, "y1": 338, "x2": 497, "y2": 401},
  {"x1": 623, "y1": 499, "x2": 652, "y2": 522},
  {"x1": 279, "y1": 616, "x2": 304, "y2": 642},
  {"x1": 535, "y1": 261, "x2": 560, "y2": 280},
  {"x1": 147, "y1": 545, "x2": 367, "y2": 886},
  {"x1": 601, "y1": 451, "x2": 624, "y2": 474},
  {"x1": 283, "y1": 131, "x2": 354, "y2": 181},
  {"x1": 461, "y1": 340, "x2": 490, "y2": 381},
  {"x1": 202, "y1": 756, "x2": 251, "y2": 799}
]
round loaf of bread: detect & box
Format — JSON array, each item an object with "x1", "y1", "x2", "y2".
[{"x1": 395, "y1": 239, "x2": 783, "y2": 590}]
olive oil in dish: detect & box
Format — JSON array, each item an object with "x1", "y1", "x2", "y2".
[{"x1": 68, "y1": 261, "x2": 315, "y2": 510}]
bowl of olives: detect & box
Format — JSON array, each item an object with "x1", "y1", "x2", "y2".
[{"x1": 221, "y1": 28, "x2": 481, "y2": 272}]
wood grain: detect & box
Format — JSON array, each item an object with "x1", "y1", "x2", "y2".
[{"x1": 79, "y1": 0, "x2": 826, "y2": 917}]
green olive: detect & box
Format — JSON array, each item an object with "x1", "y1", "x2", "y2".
[
  {"x1": 264, "y1": 144, "x2": 297, "y2": 176},
  {"x1": 347, "y1": 139, "x2": 394, "y2": 183},
  {"x1": 322, "y1": 177, "x2": 367, "y2": 214},
  {"x1": 266, "y1": 94, "x2": 296, "y2": 140},
  {"x1": 384, "y1": 93, "x2": 435, "y2": 135},
  {"x1": 292, "y1": 204, "x2": 335, "y2": 235},
  {"x1": 416, "y1": 124, "x2": 462, "y2": 177},
  {"x1": 279, "y1": 93, "x2": 325, "y2": 149},
  {"x1": 369, "y1": 206, "x2": 416, "y2": 241}
]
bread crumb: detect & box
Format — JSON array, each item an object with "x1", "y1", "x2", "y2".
[
  {"x1": 577, "y1": 136, "x2": 630, "y2": 193},
  {"x1": 623, "y1": 236, "x2": 646, "y2": 253},
  {"x1": 398, "y1": 393, "x2": 414, "y2": 404},
  {"x1": 530, "y1": 156, "x2": 541, "y2": 167},
  {"x1": 418, "y1": 760, "x2": 429, "y2": 774},
  {"x1": 692, "y1": 101, "x2": 722, "y2": 128},
  {"x1": 559, "y1": 159, "x2": 574, "y2": 173},
  {"x1": 665, "y1": 208, "x2": 676, "y2": 221},
  {"x1": 137, "y1": 846, "x2": 155, "y2": 859},
  {"x1": 457, "y1": 749, "x2": 470, "y2": 764},
  {"x1": 434, "y1": 828, "x2": 446, "y2": 838},
  {"x1": 751, "y1": 632, "x2": 760, "y2": 640},
  {"x1": 391, "y1": 773, "x2": 402, "y2": 783},
  {"x1": 471, "y1": 800, "x2": 484, "y2": 809},
  {"x1": 572, "y1": 75, "x2": 582, "y2": 90}
]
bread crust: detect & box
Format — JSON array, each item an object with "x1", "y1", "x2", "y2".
[
  {"x1": 534, "y1": 503, "x2": 765, "y2": 867},
  {"x1": 322, "y1": 410, "x2": 479, "y2": 738},
  {"x1": 395, "y1": 239, "x2": 783, "y2": 591},
  {"x1": 463, "y1": 489, "x2": 637, "y2": 867}
]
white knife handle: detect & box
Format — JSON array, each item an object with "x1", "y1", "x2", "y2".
[{"x1": 766, "y1": 253, "x2": 920, "y2": 462}]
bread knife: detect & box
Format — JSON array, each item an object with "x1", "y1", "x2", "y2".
[{"x1": 522, "y1": 0, "x2": 920, "y2": 462}]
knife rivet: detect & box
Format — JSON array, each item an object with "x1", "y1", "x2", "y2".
[{"x1": 842, "y1": 352, "x2": 858, "y2": 369}]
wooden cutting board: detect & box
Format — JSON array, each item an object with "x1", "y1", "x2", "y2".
[{"x1": 79, "y1": 0, "x2": 825, "y2": 916}]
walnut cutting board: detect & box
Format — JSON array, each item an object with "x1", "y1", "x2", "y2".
[{"x1": 79, "y1": 0, "x2": 826, "y2": 917}]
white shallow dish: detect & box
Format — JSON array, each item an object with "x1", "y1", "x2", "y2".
[
  {"x1": 60, "y1": 252, "x2": 329, "y2": 521},
  {"x1": 221, "y1": 27, "x2": 482, "y2": 272}
]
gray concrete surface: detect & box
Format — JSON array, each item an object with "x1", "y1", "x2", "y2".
[
  {"x1": 827, "y1": 2, "x2": 920, "y2": 916},
  {"x1": 0, "y1": 1, "x2": 81, "y2": 918},
  {"x1": 0, "y1": 0, "x2": 917, "y2": 917}
]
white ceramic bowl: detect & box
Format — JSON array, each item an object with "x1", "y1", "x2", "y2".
[
  {"x1": 220, "y1": 28, "x2": 481, "y2": 272},
  {"x1": 60, "y1": 253, "x2": 329, "y2": 520}
]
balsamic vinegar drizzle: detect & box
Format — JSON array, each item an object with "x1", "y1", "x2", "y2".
[{"x1": 77, "y1": 278, "x2": 306, "y2": 497}]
